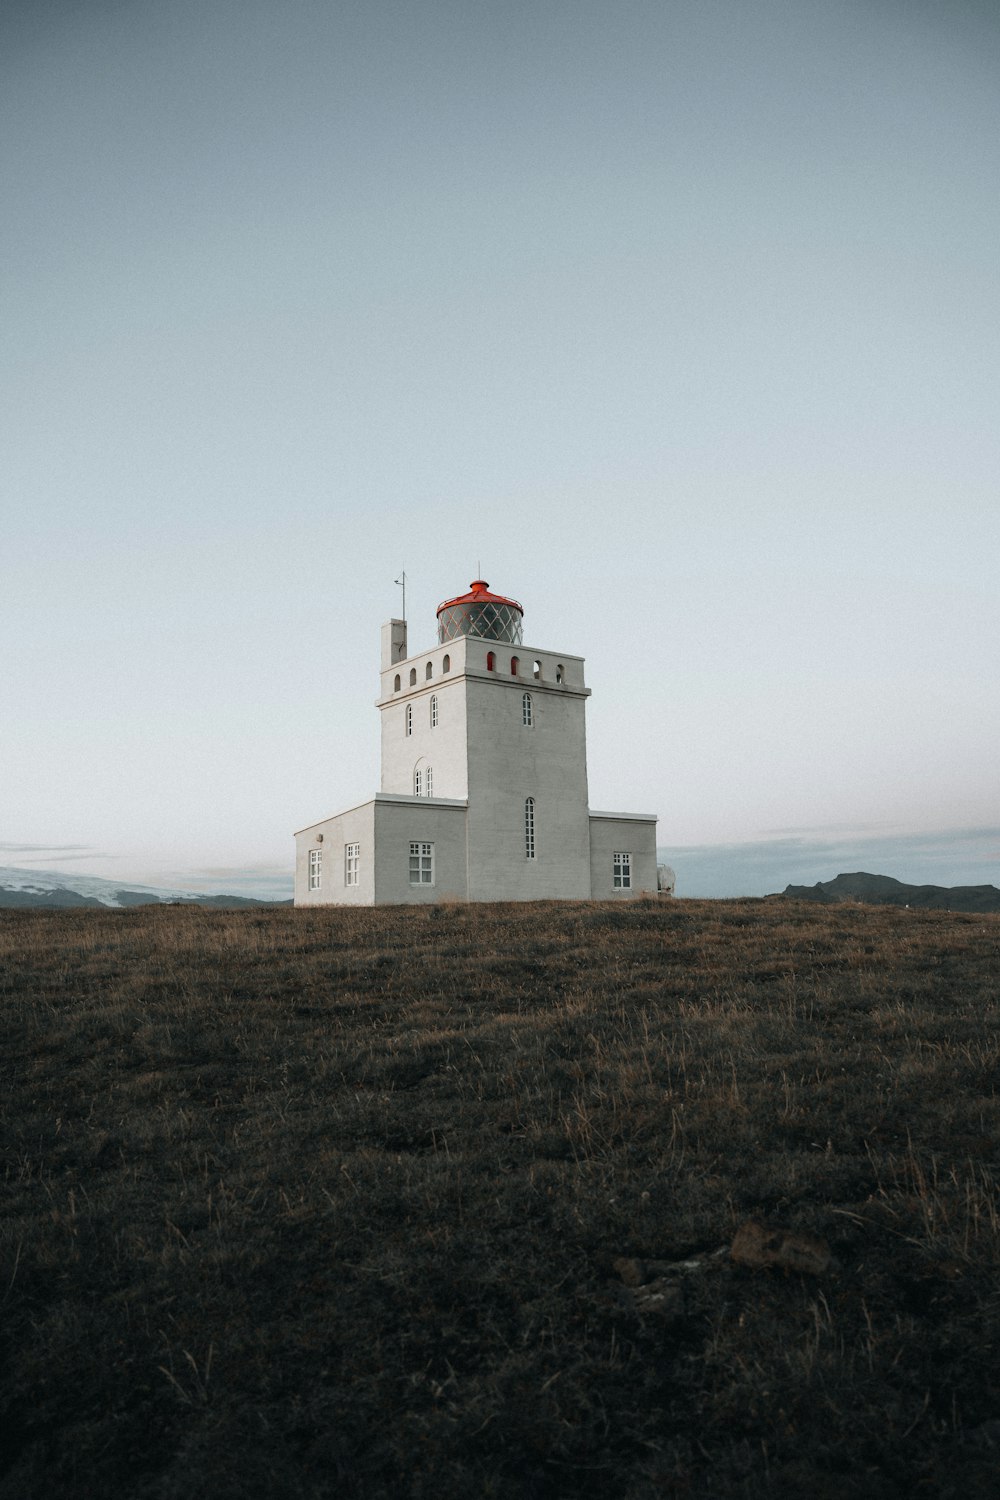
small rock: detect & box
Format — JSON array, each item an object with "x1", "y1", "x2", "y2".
[
  {"x1": 631, "y1": 1277, "x2": 685, "y2": 1318},
  {"x1": 612, "y1": 1256, "x2": 647, "y2": 1287},
  {"x1": 612, "y1": 1247, "x2": 730, "y2": 1289},
  {"x1": 730, "y1": 1221, "x2": 833, "y2": 1275}
]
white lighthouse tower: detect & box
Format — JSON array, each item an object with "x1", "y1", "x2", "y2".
[{"x1": 294, "y1": 579, "x2": 658, "y2": 905}]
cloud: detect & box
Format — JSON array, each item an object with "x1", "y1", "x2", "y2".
[
  {"x1": 158, "y1": 865, "x2": 294, "y2": 899},
  {"x1": 757, "y1": 822, "x2": 899, "y2": 838},
  {"x1": 0, "y1": 842, "x2": 96, "y2": 854},
  {"x1": 3, "y1": 851, "x2": 120, "y2": 863}
]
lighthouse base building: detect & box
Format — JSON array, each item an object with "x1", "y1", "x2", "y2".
[{"x1": 294, "y1": 580, "x2": 662, "y2": 906}]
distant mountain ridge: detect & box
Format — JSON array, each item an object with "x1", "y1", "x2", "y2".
[
  {"x1": 0, "y1": 867, "x2": 290, "y2": 910},
  {"x1": 779, "y1": 871, "x2": 1000, "y2": 914}
]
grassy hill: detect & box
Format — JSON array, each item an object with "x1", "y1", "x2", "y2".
[
  {"x1": 779, "y1": 872, "x2": 1000, "y2": 913},
  {"x1": 2, "y1": 900, "x2": 999, "y2": 1498}
]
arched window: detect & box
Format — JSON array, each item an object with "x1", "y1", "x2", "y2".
[
  {"x1": 442, "y1": 654, "x2": 451, "y2": 673},
  {"x1": 409, "y1": 668, "x2": 417, "y2": 686},
  {"x1": 522, "y1": 692, "x2": 533, "y2": 727},
  {"x1": 414, "y1": 767, "x2": 423, "y2": 796},
  {"x1": 425, "y1": 662, "x2": 433, "y2": 680},
  {"x1": 393, "y1": 673, "x2": 401, "y2": 692},
  {"x1": 510, "y1": 655, "x2": 519, "y2": 676},
  {"x1": 486, "y1": 651, "x2": 495, "y2": 672},
  {"x1": 430, "y1": 694, "x2": 439, "y2": 727},
  {"x1": 555, "y1": 664, "x2": 564, "y2": 684},
  {"x1": 533, "y1": 659, "x2": 542, "y2": 680},
  {"x1": 426, "y1": 766, "x2": 433, "y2": 797},
  {"x1": 405, "y1": 703, "x2": 412, "y2": 736},
  {"x1": 524, "y1": 797, "x2": 535, "y2": 860}
]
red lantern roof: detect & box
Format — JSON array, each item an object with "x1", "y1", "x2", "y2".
[
  {"x1": 436, "y1": 579, "x2": 524, "y2": 645},
  {"x1": 435, "y1": 579, "x2": 523, "y2": 617}
]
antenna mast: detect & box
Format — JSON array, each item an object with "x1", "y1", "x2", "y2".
[{"x1": 394, "y1": 569, "x2": 406, "y2": 624}]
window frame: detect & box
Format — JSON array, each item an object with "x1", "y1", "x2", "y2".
[
  {"x1": 430, "y1": 694, "x2": 439, "y2": 727},
  {"x1": 613, "y1": 851, "x2": 632, "y2": 890},
  {"x1": 524, "y1": 797, "x2": 535, "y2": 860},
  {"x1": 409, "y1": 840, "x2": 434, "y2": 885},
  {"x1": 522, "y1": 691, "x2": 533, "y2": 727},
  {"x1": 308, "y1": 847, "x2": 322, "y2": 891},
  {"x1": 344, "y1": 843, "x2": 360, "y2": 886},
  {"x1": 405, "y1": 703, "x2": 412, "y2": 736}
]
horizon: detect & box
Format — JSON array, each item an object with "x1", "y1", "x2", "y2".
[
  {"x1": 4, "y1": 2, "x2": 998, "y2": 890},
  {"x1": 3, "y1": 822, "x2": 998, "y2": 903}
]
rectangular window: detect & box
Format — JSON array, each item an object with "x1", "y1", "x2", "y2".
[
  {"x1": 613, "y1": 852, "x2": 632, "y2": 889},
  {"x1": 426, "y1": 767, "x2": 433, "y2": 797},
  {"x1": 308, "y1": 848, "x2": 322, "y2": 890},
  {"x1": 409, "y1": 841, "x2": 434, "y2": 885},
  {"x1": 345, "y1": 843, "x2": 359, "y2": 886}
]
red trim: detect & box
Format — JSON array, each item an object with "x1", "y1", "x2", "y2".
[{"x1": 436, "y1": 578, "x2": 523, "y2": 617}]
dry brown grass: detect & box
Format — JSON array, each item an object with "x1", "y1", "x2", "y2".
[{"x1": 2, "y1": 899, "x2": 999, "y2": 1497}]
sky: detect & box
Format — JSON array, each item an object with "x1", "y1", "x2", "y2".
[{"x1": 3, "y1": 0, "x2": 998, "y2": 900}]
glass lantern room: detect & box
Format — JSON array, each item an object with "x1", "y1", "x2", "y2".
[{"x1": 436, "y1": 579, "x2": 524, "y2": 645}]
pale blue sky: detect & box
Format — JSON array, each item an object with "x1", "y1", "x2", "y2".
[{"x1": 3, "y1": 0, "x2": 998, "y2": 898}]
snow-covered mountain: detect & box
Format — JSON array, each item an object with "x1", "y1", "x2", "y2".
[{"x1": 0, "y1": 867, "x2": 289, "y2": 909}]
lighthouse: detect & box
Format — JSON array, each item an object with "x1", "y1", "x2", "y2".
[{"x1": 294, "y1": 580, "x2": 658, "y2": 905}]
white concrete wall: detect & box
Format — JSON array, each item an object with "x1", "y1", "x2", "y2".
[
  {"x1": 464, "y1": 656, "x2": 593, "y2": 901},
  {"x1": 372, "y1": 797, "x2": 468, "y2": 904},
  {"x1": 380, "y1": 619, "x2": 407, "y2": 671},
  {"x1": 460, "y1": 637, "x2": 587, "y2": 692},
  {"x1": 378, "y1": 626, "x2": 595, "y2": 902},
  {"x1": 294, "y1": 801, "x2": 377, "y2": 906},
  {"x1": 377, "y1": 634, "x2": 468, "y2": 705},
  {"x1": 378, "y1": 637, "x2": 470, "y2": 801},
  {"x1": 589, "y1": 814, "x2": 659, "y2": 898}
]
